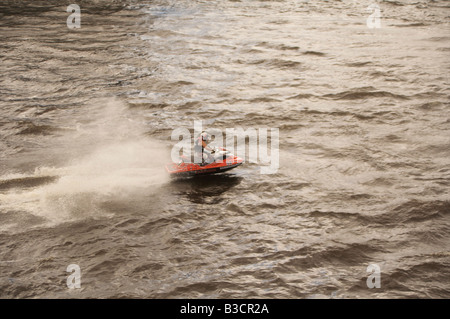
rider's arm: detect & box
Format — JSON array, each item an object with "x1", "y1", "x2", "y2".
[{"x1": 202, "y1": 140, "x2": 213, "y2": 151}]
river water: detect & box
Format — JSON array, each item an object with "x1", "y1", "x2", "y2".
[{"x1": 0, "y1": 0, "x2": 449, "y2": 298}]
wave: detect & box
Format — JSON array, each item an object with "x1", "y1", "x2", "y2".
[
  {"x1": 302, "y1": 51, "x2": 326, "y2": 57},
  {"x1": 16, "y1": 123, "x2": 60, "y2": 135},
  {"x1": 254, "y1": 41, "x2": 298, "y2": 51},
  {"x1": 370, "y1": 200, "x2": 450, "y2": 226},
  {"x1": 287, "y1": 93, "x2": 316, "y2": 100},
  {"x1": 323, "y1": 87, "x2": 409, "y2": 100},
  {"x1": 393, "y1": 22, "x2": 429, "y2": 28},
  {"x1": 127, "y1": 102, "x2": 170, "y2": 109},
  {"x1": 236, "y1": 58, "x2": 302, "y2": 69},
  {"x1": 0, "y1": 175, "x2": 58, "y2": 191},
  {"x1": 272, "y1": 242, "x2": 384, "y2": 272},
  {"x1": 416, "y1": 101, "x2": 444, "y2": 110},
  {"x1": 345, "y1": 61, "x2": 372, "y2": 67}
]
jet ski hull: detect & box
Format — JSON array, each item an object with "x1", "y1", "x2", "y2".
[{"x1": 165, "y1": 153, "x2": 243, "y2": 178}]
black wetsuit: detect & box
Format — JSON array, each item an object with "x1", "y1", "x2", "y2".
[{"x1": 194, "y1": 134, "x2": 207, "y2": 165}]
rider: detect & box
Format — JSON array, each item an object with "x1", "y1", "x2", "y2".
[{"x1": 194, "y1": 131, "x2": 214, "y2": 166}]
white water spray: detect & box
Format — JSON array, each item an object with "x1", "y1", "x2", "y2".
[{"x1": 0, "y1": 99, "x2": 170, "y2": 226}]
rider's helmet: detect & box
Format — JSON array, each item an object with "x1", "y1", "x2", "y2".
[{"x1": 201, "y1": 131, "x2": 211, "y2": 142}]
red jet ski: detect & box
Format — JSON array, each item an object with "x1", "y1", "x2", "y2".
[{"x1": 165, "y1": 147, "x2": 243, "y2": 178}]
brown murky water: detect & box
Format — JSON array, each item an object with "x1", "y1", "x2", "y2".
[{"x1": 0, "y1": 0, "x2": 449, "y2": 298}]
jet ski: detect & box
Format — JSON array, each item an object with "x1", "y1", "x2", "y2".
[{"x1": 165, "y1": 147, "x2": 243, "y2": 178}]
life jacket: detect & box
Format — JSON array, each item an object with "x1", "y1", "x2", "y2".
[{"x1": 195, "y1": 132, "x2": 209, "y2": 148}]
